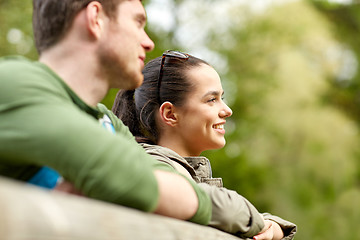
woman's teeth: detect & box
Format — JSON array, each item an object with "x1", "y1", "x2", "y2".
[{"x1": 213, "y1": 124, "x2": 224, "y2": 129}]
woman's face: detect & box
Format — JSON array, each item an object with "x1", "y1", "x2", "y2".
[{"x1": 174, "y1": 63, "x2": 232, "y2": 156}]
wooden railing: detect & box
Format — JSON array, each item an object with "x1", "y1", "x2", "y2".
[{"x1": 0, "y1": 177, "x2": 248, "y2": 240}]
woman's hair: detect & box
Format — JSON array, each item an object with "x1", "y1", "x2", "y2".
[{"x1": 112, "y1": 52, "x2": 210, "y2": 144}]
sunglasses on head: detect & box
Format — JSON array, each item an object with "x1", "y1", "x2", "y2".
[{"x1": 157, "y1": 50, "x2": 190, "y2": 103}]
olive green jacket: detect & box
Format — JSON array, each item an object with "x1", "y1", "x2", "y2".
[{"x1": 141, "y1": 143, "x2": 297, "y2": 239}]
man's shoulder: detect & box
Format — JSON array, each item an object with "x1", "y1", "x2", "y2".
[
  {"x1": 0, "y1": 55, "x2": 55, "y2": 85},
  {"x1": 0, "y1": 55, "x2": 74, "y2": 111},
  {"x1": 0, "y1": 55, "x2": 31, "y2": 62},
  {"x1": 97, "y1": 103, "x2": 135, "y2": 138},
  {"x1": 0, "y1": 55, "x2": 34, "y2": 71}
]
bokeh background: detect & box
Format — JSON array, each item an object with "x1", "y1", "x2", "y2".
[{"x1": 2, "y1": 0, "x2": 360, "y2": 239}]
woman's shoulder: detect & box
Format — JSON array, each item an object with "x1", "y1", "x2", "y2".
[
  {"x1": 140, "y1": 143, "x2": 195, "y2": 178},
  {"x1": 141, "y1": 143, "x2": 184, "y2": 162}
]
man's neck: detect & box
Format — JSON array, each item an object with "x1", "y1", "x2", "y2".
[{"x1": 39, "y1": 45, "x2": 109, "y2": 107}]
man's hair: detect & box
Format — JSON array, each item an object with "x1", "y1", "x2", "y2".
[{"x1": 33, "y1": 0, "x2": 123, "y2": 54}]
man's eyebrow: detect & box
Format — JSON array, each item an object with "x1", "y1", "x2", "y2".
[{"x1": 136, "y1": 12, "x2": 147, "y2": 24}]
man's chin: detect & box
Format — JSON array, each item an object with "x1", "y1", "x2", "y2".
[
  {"x1": 125, "y1": 81, "x2": 142, "y2": 90},
  {"x1": 113, "y1": 75, "x2": 143, "y2": 90}
]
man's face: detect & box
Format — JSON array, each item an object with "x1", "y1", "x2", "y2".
[{"x1": 97, "y1": 0, "x2": 154, "y2": 90}]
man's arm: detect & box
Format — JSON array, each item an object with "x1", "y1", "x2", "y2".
[
  {"x1": 0, "y1": 58, "x2": 211, "y2": 224},
  {"x1": 55, "y1": 169, "x2": 211, "y2": 223},
  {"x1": 153, "y1": 170, "x2": 198, "y2": 219},
  {"x1": 36, "y1": 113, "x2": 211, "y2": 224},
  {"x1": 153, "y1": 170, "x2": 212, "y2": 224}
]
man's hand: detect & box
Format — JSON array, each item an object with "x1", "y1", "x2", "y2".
[{"x1": 54, "y1": 180, "x2": 83, "y2": 196}]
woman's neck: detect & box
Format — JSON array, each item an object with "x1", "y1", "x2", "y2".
[{"x1": 157, "y1": 136, "x2": 202, "y2": 157}]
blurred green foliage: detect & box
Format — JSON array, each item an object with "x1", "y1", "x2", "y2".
[
  {"x1": 205, "y1": 1, "x2": 360, "y2": 239},
  {"x1": 2, "y1": 0, "x2": 360, "y2": 239},
  {"x1": 311, "y1": 0, "x2": 360, "y2": 126},
  {"x1": 0, "y1": 0, "x2": 37, "y2": 59}
]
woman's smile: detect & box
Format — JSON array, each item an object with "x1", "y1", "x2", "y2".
[{"x1": 213, "y1": 122, "x2": 226, "y2": 134}]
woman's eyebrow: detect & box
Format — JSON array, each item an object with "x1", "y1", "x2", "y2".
[{"x1": 202, "y1": 90, "x2": 225, "y2": 98}]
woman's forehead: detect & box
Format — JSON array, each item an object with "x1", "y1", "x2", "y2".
[{"x1": 187, "y1": 64, "x2": 223, "y2": 94}]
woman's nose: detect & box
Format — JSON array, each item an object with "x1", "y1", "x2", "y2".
[{"x1": 219, "y1": 103, "x2": 232, "y2": 118}]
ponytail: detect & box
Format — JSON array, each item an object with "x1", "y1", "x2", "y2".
[
  {"x1": 112, "y1": 90, "x2": 140, "y2": 137},
  {"x1": 112, "y1": 89, "x2": 156, "y2": 144}
]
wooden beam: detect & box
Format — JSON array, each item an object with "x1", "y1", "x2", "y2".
[{"x1": 0, "y1": 177, "x2": 248, "y2": 240}]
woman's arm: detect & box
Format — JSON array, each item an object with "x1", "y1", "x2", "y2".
[
  {"x1": 198, "y1": 183, "x2": 265, "y2": 238},
  {"x1": 143, "y1": 146, "x2": 265, "y2": 237},
  {"x1": 142, "y1": 145, "x2": 297, "y2": 239}
]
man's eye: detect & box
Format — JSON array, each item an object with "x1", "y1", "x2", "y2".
[{"x1": 208, "y1": 98, "x2": 216, "y2": 103}]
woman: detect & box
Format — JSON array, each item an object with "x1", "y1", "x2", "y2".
[{"x1": 112, "y1": 50, "x2": 296, "y2": 240}]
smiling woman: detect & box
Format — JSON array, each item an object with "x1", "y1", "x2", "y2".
[
  {"x1": 112, "y1": 50, "x2": 297, "y2": 240},
  {"x1": 160, "y1": 61, "x2": 232, "y2": 156}
]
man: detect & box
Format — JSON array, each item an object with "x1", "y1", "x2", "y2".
[{"x1": 0, "y1": 0, "x2": 211, "y2": 224}]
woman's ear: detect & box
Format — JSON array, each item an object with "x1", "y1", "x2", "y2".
[{"x1": 159, "y1": 102, "x2": 179, "y2": 127}]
